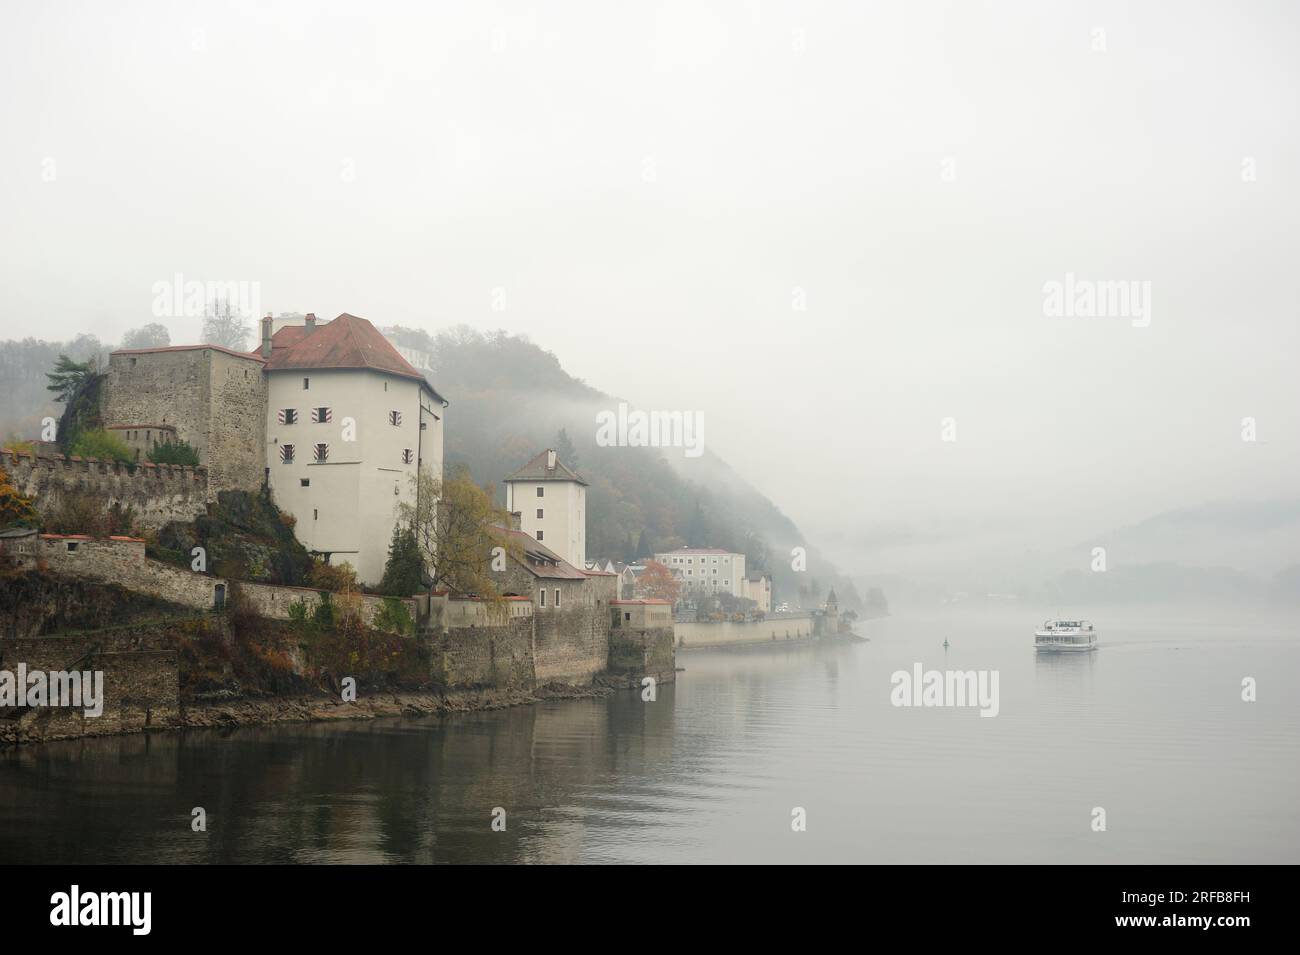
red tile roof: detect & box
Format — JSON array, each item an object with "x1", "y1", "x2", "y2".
[
  {"x1": 111, "y1": 343, "x2": 265, "y2": 362},
  {"x1": 265, "y1": 314, "x2": 446, "y2": 403}
]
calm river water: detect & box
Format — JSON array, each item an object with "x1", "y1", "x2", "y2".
[{"x1": 2, "y1": 607, "x2": 1297, "y2": 864}]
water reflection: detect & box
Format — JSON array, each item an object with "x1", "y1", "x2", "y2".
[{"x1": 2, "y1": 609, "x2": 1298, "y2": 864}]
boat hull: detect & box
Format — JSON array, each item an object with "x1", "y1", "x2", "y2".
[{"x1": 1034, "y1": 642, "x2": 1097, "y2": 652}]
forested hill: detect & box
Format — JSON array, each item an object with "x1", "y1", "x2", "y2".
[
  {"x1": 384, "y1": 325, "x2": 861, "y2": 609},
  {"x1": 0, "y1": 327, "x2": 861, "y2": 609}
]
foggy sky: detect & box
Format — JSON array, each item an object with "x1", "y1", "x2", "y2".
[{"x1": 2, "y1": 0, "x2": 1297, "y2": 581}]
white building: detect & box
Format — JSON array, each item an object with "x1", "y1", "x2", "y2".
[
  {"x1": 504, "y1": 449, "x2": 587, "y2": 569},
  {"x1": 261, "y1": 313, "x2": 447, "y2": 584},
  {"x1": 654, "y1": 547, "x2": 747, "y2": 596}
]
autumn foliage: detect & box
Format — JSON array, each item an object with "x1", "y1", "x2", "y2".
[{"x1": 637, "y1": 560, "x2": 681, "y2": 603}]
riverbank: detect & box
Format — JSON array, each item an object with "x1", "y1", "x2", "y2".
[{"x1": 2, "y1": 682, "x2": 626, "y2": 747}]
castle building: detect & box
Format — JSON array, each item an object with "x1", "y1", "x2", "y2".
[
  {"x1": 100, "y1": 312, "x2": 447, "y2": 586},
  {"x1": 503, "y1": 449, "x2": 587, "y2": 569},
  {"x1": 261, "y1": 313, "x2": 447, "y2": 584},
  {"x1": 104, "y1": 343, "x2": 267, "y2": 494}
]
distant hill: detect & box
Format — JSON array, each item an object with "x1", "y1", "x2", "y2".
[
  {"x1": 384, "y1": 325, "x2": 860, "y2": 608},
  {"x1": 1067, "y1": 499, "x2": 1300, "y2": 578}
]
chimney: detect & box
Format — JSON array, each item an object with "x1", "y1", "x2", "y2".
[
  {"x1": 305, "y1": 312, "x2": 316, "y2": 332},
  {"x1": 509, "y1": 511, "x2": 522, "y2": 531},
  {"x1": 260, "y1": 313, "x2": 273, "y2": 358},
  {"x1": 546, "y1": 449, "x2": 557, "y2": 470}
]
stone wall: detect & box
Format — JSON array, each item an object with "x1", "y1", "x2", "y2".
[
  {"x1": 533, "y1": 573, "x2": 617, "y2": 685},
  {"x1": 206, "y1": 349, "x2": 267, "y2": 495},
  {"x1": 6, "y1": 450, "x2": 208, "y2": 530},
  {"x1": 102, "y1": 346, "x2": 265, "y2": 496},
  {"x1": 486, "y1": 562, "x2": 619, "y2": 686},
  {"x1": 24, "y1": 535, "x2": 415, "y2": 632},
  {"x1": 674, "y1": 614, "x2": 820, "y2": 648},
  {"x1": 607, "y1": 627, "x2": 676, "y2": 686},
  {"x1": 0, "y1": 626, "x2": 181, "y2": 744}
]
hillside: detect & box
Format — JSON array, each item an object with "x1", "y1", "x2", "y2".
[
  {"x1": 385, "y1": 324, "x2": 861, "y2": 609},
  {"x1": 0, "y1": 326, "x2": 862, "y2": 609}
]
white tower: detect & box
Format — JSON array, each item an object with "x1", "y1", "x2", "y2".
[{"x1": 504, "y1": 448, "x2": 587, "y2": 568}]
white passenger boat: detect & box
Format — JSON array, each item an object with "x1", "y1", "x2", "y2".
[{"x1": 1034, "y1": 619, "x2": 1098, "y2": 652}]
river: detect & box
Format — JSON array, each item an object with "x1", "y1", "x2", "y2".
[{"x1": 2, "y1": 606, "x2": 1297, "y2": 863}]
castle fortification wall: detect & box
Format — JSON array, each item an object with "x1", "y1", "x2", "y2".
[{"x1": 5, "y1": 450, "x2": 208, "y2": 529}]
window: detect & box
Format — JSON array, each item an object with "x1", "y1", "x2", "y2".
[
  {"x1": 311, "y1": 407, "x2": 332, "y2": 423},
  {"x1": 536, "y1": 530, "x2": 544, "y2": 541},
  {"x1": 402, "y1": 449, "x2": 414, "y2": 464},
  {"x1": 624, "y1": 612, "x2": 631, "y2": 622},
  {"x1": 539, "y1": 588, "x2": 546, "y2": 607},
  {"x1": 303, "y1": 377, "x2": 310, "y2": 390},
  {"x1": 280, "y1": 444, "x2": 295, "y2": 464},
  {"x1": 313, "y1": 509, "x2": 318, "y2": 520},
  {"x1": 536, "y1": 508, "x2": 543, "y2": 519},
  {"x1": 278, "y1": 408, "x2": 298, "y2": 425},
  {"x1": 300, "y1": 478, "x2": 310, "y2": 487},
  {"x1": 536, "y1": 486, "x2": 544, "y2": 497},
  {"x1": 389, "y1": 410, "x2": 402, "y2": 426},
  {"x1": 66, "y1": 542, "x2": 78, "y2": 553},
  {"x1": 313, "y1": 443, "x2": 329, "y2": 463},
  {"x1": 554, "y1": 588, "x2": 561, "y2": 608}
]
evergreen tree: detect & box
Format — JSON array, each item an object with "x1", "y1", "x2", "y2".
[
  {"x1": 378, "y1": 524, "x2": 425, "y2": 596},
  {"x1": 45, "y1": 354, "x2": 95, "y2": 404},
  {"x1": 555, "y1": 427, "x2": 579, "y2": 471}
]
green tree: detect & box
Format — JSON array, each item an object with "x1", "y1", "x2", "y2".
[
  {"x1": 555, "y1": 427, "x2": 579, "y2": 471},
  {"x1": 147, "y1": 439, "x2": 200, "y2": 466},
  {"x1": 378, "y1": 524, "x2": 425, "y2": 596},
  {"x1": 45, "y1": 354, "x2": 96, "y2": 404},
  {"x1": 69, "y1": 429, "x2": 132, "y2": 463},
  {"x1": 399, "y1": 465, "x2": 518, "y2": 597}
]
